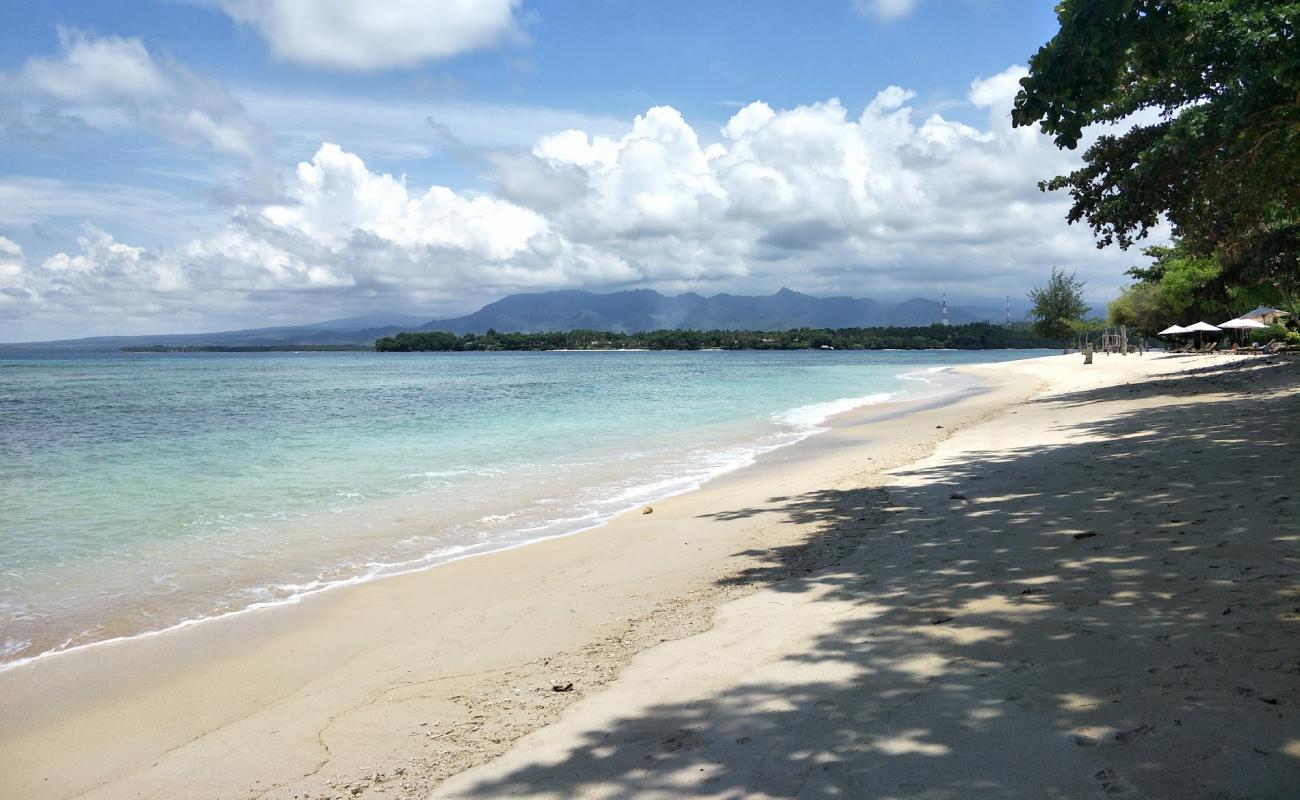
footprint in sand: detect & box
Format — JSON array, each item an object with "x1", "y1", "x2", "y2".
[
  {"x1": 1094, "y1": 768, "x2": 1132, "y2": 794},
  {"x1": 1114, "y1": 723, "x2": 1154, "y2": 743}
]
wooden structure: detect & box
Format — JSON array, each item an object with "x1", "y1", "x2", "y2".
[{"x1": 1100, "y1": 324, "x2": 1130, "y2": 355}]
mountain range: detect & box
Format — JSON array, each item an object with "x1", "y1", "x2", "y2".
[
  {"x1": 416, "y1": 288, "x2": 1005, "y2": 334},
  {"x1": 4, "y1": 289, "x2": 1045, "y2": 350}
]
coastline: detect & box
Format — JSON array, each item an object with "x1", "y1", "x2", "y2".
[
  {"x1": 0, "y1": 360, "x2": 979, "y2": 677},
  {"x1": 4, "y1": 352, "x2": 1296, "y2": 799},
  {"x1": 0, "y1": 359, "x2": 1025, "y2": 799},
  {"x1": 436, "y1": 351, "x2": 1300, "y2": 800}
]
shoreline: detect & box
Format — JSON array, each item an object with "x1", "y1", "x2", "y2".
[
  {"x1": 435, "y1": 351, "x2": 1300, "y2": 800},
  {"x1": 0, "y1": 363, "x2": 978, "y2": 677},
  {"x1": 0, "y1": 357, "x2": 1030, "y2": 800},
  {"x1": 8, "y1": 351, "x2": 1293, "y2": 799}
]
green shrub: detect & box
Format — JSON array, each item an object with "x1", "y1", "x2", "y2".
[{"x1": 1248, "y1": 324, "x2": 1289, "y2": 344}]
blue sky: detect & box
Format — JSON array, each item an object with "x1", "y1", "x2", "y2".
[{"x1": 0, "y1": 1, "x2": 1140, "y2": 340}]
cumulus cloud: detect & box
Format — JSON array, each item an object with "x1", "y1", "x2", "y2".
[
  {"x1": 4, "y1": 65, "x2": 1150, "y2": 338},
  {"x1": 968, "y1": 64, "x2": 1029, "y2": 111},
  {"x1": 0, "y1": 225, "x2": 191, "y2": 327},
  {"x1": 263, "y1": 143, "x2": 550, "y2": 257},
  {"x1": 217, "y1": 0, "x2": 523, "y2": 71},
  {"x1": 486, "y1": 65, "x2": 1130, "y2": 293},
  {"x1": 0, "y1": 237, "x2": 26, "y2": 299},
  {"x1": 3, "y1": 29, "x2": 273, "y2": 162},
  {"x1": 2, "y1": 142, "x2": 635, "y2": 336}
]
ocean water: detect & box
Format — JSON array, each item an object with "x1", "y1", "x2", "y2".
[{"x1": 0, "y1": 348, "x2": 1047, "y2": 668}]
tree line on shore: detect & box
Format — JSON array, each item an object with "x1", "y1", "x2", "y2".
[
  {"x1": 121, "y1": 344, "x2": 371, "y2": 353},
  {"x1": 374, "y1": 323, "x2": 1059, "y2": 352}
]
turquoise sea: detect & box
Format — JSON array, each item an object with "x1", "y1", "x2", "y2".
[{"x1": 0, "y1": 349, "x2": 1048, "y2": 668}]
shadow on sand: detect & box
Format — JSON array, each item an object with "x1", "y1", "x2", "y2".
[{"x1": 448, "y1": 358, "x2": 1300, "y2": 799}]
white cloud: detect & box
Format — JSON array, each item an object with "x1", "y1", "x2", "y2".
[
  {"x1": 968, "y1": 64, "x2": 1029, "y2": 111},
  {"x1": 483, "y1": 66, "x2": 1129, "y2": 295},
  {"x1": 263, "y1": 142, "x2": 550, "y2": 259},
  {"x1": 4, "y1": 29, "x2": 273, "y2": 162},
  {"x1": 17, "y1": 31, "x2": 170, "y2": 103},
  {"x1": 235, "y1": 88, "x2": 630, "y2": 159},
  {"x1": 0, "y1": 176, "x2": 219, "y2": 232},
  {"x1": 217, "y1": 0, "x2": 523, "y2": 71},
  {"x1": 852, "y1": 0, "x2": 921, "y2": 21},
  {"x1": 1, "y1": 143, "x2": 631, "y2": 336},
  {"x1": 0, "y1": 237, "x2": 25, "y2": 293},
  {"x1": 516, "y1": 106, "x2": 727, "y2": 244},
  {"x1": 3, "y1": 65, "x2": 1155, "y2": 339},
  {"x1": 0, "y1": 225, "x2": 190, "y2": 327}
]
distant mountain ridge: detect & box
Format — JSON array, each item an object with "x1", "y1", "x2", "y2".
[
  {"x1": 4, "y1": 289, "x2": 1038, "y2": 350},
  {"x1": 418, "y1": 288, "x2": 997, "y2": 334}
]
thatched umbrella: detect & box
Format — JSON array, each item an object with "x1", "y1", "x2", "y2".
[{"x1": 1239, "y1": 306, "x2": 1291, "y2": 325}]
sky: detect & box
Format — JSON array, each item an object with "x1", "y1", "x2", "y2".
[{"x1": 0, "y1": 0, "x2": 1161, "y2": 341}]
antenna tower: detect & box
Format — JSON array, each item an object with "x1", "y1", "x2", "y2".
[
  {"x1": 1006, "y1": 295, "x2": 1011, "y2": 326},
  {"x1": 941, "y1": 292, "x2": 949, "y2": 327}
]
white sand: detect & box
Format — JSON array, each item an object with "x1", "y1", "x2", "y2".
[
  {"x1": 2, "y1": 352, "x2": 1297, "y2": 800},
  {"x1": 432, "y1": 352, "x2": 1300, "y2": 799}
]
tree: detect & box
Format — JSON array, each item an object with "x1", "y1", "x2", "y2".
[
  {"x1": 1011, "y1": 1, "x2": 1300, "y2": 295},
  {"x1": 370, "y1": 323, "x2": 1062, "y2": 352},
  {"x1": 1143, "y1": 243, "x2": 1225, "y2": 317},
  {"x1": 1028, "y1": 268, "x2": 1090, "y2": 352},
  {"x1": 1108, "y1": 234, "x2": 1290, "y2": 335},
  {"x1": 1107, "y1": 280, "x2": 1166, "y2": 333}
]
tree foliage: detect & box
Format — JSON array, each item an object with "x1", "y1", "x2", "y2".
[
  {"x1": 1106, "y1": 280, "x2": 1164, "y2": 332},
  {"x1": 1027, "y1": 267, "x2": 1090, "y2": 344},
  {"x1": 1012, "y1": 1, "x2": 1300, "y2": 292},
  {"x1": 374, "y1": 323, "x2": 1060, "y2": 352},
  {"x1": 1108, "y1": 236, "x2": 1289, "y2": 331}
]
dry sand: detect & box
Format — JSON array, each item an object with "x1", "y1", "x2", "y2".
[{"x1": 2, "y1": 352, "x2": 1297, "y2": 799}]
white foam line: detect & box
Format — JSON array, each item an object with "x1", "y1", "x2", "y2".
[
  {"x1": 0, "y1": 382, "x2": 949, "y2": 676},
  {"x1": 895, "y1": 366, "x2": 972, "y2": 403},
  {"x1": 776, "y1": 392, "x2": 897, "y2": 430}
]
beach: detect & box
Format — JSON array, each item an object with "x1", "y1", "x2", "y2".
[{"x1": 2, "y1": 352, "x2": 1298, "y2": 799}]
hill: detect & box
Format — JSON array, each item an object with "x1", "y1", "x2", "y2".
[
  {"x1": 2, "y1": 289, "x2": 1042, "y2": 351},
  {"x1": 419, "y1": 288, "x2": 994, "y2": 334}
]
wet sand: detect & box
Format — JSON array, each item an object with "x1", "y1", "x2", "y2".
[{"x1": 3, "y1": 352, "x2": 1297, "y2": 799}]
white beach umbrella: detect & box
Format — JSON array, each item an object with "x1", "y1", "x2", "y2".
[
  {"x1": 1219, "y1": 317, "x2": 1269, "y2": 346},
  {"x1": 1219, "y1": 318, "x2": 1268, "y2": 330},
  {"x1": 1156, "y1": 324, "x2": 1189, "y2": 336},
  {"x1": 1183, "y1": 321, "x2": 1222, "y2": 349}
]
